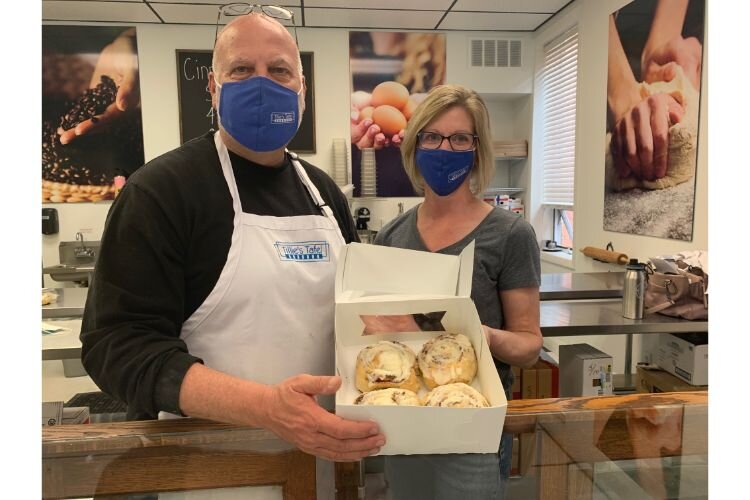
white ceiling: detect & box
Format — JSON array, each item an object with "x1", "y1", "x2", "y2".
[{"x1": 42, "y1": 0, "x2": 574, "y2": 31}]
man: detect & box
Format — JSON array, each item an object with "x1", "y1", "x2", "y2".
[{"x1": 80, "y1": 12, "x2": 384, "y2": 469}]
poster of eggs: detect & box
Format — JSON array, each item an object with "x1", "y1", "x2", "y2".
[{"x1": 349, "y1": 32, "x2": 446, "y2": 197}]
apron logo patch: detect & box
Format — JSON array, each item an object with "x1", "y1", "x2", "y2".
[{"x1": 275, "y1": 241, "x2": 330, "y2": 262}]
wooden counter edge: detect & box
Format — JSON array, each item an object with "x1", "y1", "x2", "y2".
[{"x1": 43, "y1": 392, "x2": 707, "y2": 455}]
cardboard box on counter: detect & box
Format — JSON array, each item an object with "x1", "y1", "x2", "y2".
[
  {"x1": 656, "y1": 333, "x2": 708, "y2": 386},
  {"x1": 519, "y1": 359, "x2": 560, "y2": 399},
  {"x1": 42, "y1": 402, "x2": 90, "y2": 426},
  {"x1": 636, "y1": 365, "x2": 707, "y2": 393},
  {"x1": 334, "y1": 242, "x2": 507, "y2": 455},
  {"x1": 511, "y1": 365, "x2": 521, "y2": 400},
  {"x1": 559, "y1": 344, "x2": 613, "y2": 397}
]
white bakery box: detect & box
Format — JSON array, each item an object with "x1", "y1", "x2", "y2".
[{"x1": 334, "y1": 241, "x2": 508, "y2": 455}]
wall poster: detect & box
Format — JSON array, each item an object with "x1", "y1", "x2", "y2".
[
  {"x1": 42, "y1": 26, "x2": 145, "y2": 203},
  {"x1": 349, "y1": 32, "x2": 446, "y2": 197},
  {"x1": 603, "y1": 0, "x2": 705, "y2": 240}
]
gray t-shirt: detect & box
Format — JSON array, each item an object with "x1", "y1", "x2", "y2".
[{"x1": 373, "y1": 205, "x2": 541, "y2": 395}]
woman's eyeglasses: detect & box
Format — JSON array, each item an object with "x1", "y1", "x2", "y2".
[
  {"x1": 417, "y1": 132, "x2": 478, "y2": 151},
  {"x1": 215, "y1": 4, "x2": 298, "y2": 47}
]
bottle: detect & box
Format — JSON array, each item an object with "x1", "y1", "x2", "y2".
[{"x1": 622, "y1": 258, "x2": 646, "y2": 319}]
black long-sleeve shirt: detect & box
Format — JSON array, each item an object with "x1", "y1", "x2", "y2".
[{"x1": 81, "y1": 133, "x2": 358, "y2": 419}]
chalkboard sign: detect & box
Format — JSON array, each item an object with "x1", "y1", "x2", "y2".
[{"x1": 175, "y1": 50, "x2": 316, "y2": 153}]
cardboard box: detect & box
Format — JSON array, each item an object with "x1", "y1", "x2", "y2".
[
  {"x1": 656, "y1": 333, "x2": 708, "y2": 386},
  {"x1": 521, "y1": 364, "x2": 538, "y2": 399},
  {"x1": 518, "y1": 360, "x2": 560, "y2": 399},
  {"x1": 559, "y1": 344, "x2": 613, "y2": 397},
  {"x1": 535, "y1": 360, "x2": 559, "y2": 399},
  {"x1": 636, "y1": 365, "x2": 708, "y2": 393},
  {"x1": 511, "y1": 365, "x2": 521, "y2": 400},
  {"x1": 334, "y1": 242, "x2": 507, "y2": 455}
]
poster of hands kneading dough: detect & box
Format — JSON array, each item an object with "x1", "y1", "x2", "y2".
[{"x1": 604, "y1": 0, "x2": 704, "y2": 241}]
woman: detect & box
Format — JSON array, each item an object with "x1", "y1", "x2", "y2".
[{"x1": 373, "y1": 84, "x2": 542, "y2": 499}]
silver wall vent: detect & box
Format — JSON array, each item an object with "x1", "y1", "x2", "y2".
[{"x1": 469, "y1": 39, "x2": 522, "y2": 68}]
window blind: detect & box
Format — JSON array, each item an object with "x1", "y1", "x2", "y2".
[{"x1": 541, "y1": 27, "x2": 578, "y2": 207}]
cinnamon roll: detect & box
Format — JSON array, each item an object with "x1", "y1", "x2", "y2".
[
  {"x1": 355, "y1": 340, "x2": 421, "y2": 393},
  {"x1": 354, "y1": 388, "x2": 421, "y2": 406},
  {"x1": 418, "y1": 333, "x2": 478, "y2": 389},
  {"x1": 423, "y1": 383, "x2": 489, "y2": 408}
]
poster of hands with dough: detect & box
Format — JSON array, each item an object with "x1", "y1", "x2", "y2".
[{"x1": 604, "y1": 0, "x2": 704, "y2": 241}]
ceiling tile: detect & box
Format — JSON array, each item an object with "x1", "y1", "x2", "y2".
[
  {"x1": 305, "y1": 8, "x2": 443, "y2": 29},
  {"x1": 151, "y1": 3, "x2": 301, "y2": 26},
  {"x1": 452, "y1": 0, "x2": 570, "y2": 13},
  {"x1": 440, "y1": 11, "x2": 549, "y2": 30},
  {"x1": 304, "y1": 0, "x2": 452, "y2": 9},
  {"x1": 145, "y1": 0, "x2": 301, "y2": 4},
  {"x1": 43, "y1": 1, "x2": 160, "y2": 23}
]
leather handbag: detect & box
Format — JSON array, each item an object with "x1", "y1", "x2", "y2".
[{"x1": 644, "y1": 262, "x2": 708, "y2": 320}]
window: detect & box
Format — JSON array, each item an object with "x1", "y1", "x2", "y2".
[{"x1": 539, "y1": 27, "x2": 578, "y2": 249}]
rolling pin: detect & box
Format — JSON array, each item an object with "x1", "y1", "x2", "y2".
[{"x1": 580, "y1": 246, "x2": 629, "y2": 265}]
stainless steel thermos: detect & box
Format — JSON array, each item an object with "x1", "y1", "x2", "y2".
[{"x1": 622, "y1": 258, "x2": 646, "y2": 319}]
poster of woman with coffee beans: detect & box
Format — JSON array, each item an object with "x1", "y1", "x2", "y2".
[{"x1": 42, "y1": 26, "x2": 145, "y2": 203}]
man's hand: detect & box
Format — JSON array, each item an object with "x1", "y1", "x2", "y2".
[
  {"x1": 351, "y1": 116, "x2": 387, "y2": 150},
  {"x1": 259, "y1": 374, "x2": 385, "y2": 461},
  {"x1": 58, "y1": 29, "x2": 140, "y2": 145},
  {"x1": 351, "y1": 113, "x2": 405, "y2": 150},
  {"x1": 642, "y1": 36, "x2": 702, "y2": 89},
  {"x1": 610, "y1": 92, "x2": 685, "y2": 181}
]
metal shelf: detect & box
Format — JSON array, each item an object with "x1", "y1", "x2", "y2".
[{"x1": 484, "y1": 187, "x2": 524, "y2": 195}]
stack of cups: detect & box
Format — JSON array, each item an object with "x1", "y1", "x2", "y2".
[
  {"x1": 332, "y1": 138, "x2": 348, "y2": 186},
  {"x1": 360, "y1": 148, "x2": 377, "y2": 197}
]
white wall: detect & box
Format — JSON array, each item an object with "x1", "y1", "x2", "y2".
[
  {"x1": 42, "y1": 23, "x2": 536, "y2": 268},
  {"x1": 529, "y1": 0, "x2": 709, "y2": 372},
  {"x1": 531, "y1": 0, "x2": 708, "y2": 271}
]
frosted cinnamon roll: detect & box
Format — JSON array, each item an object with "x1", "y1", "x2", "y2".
[
  {"x1": 355, "y1": 340, "x2": 421, "y2": 393},
  {"x1": 423, "y1": 383, "x2": 489, "y2": 408},
  {"x1": 418, "y1": 333, "x2": 478, "y2": 389},
  {"x1": 354, "y1": 388, "x2": 421, "y2": 406}
]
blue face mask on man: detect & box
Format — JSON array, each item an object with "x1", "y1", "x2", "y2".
[
  {"x1": 416, "y1": 148, "x2": 474, "y2": 196},
  {"x1": 215, "y1": 76, "x2": 303, "y2": 152}
]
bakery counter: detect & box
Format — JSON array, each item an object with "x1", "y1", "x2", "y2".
[
  {"x1": 540, "y1": 272, "x2": 624, "y2": 301},
  {"x1": 43, "y1": 391, "x2": 707, "y2": 499},
  {"x1": 540, "y1": 298, "x2": 708, "y2": 336},
  {"x1": 42, "y1": 287, "x2": 88, "y2": 319},
  {"x1": 42, "y1": 319, "x2": 82, "y2": 361}
]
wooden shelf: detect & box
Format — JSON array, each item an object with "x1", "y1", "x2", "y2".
[{"x1": 493, "y1": 140, "x2": 527, "y2": 159}]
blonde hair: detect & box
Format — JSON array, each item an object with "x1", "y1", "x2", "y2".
[{"x1": 401, "y1": 84, "x2": 493, "y2": 196}]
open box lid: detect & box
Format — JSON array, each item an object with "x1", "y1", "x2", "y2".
[{"x1": 335, "y1": 241, "x2": 475, "y2": 300}]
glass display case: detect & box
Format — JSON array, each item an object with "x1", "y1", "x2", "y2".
[{"x1": 43, "y1": 391, "x2": 707, "y2": 499}]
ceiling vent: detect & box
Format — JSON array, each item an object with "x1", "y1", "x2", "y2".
[{"x1": 470, "y1": 39, "x2": 522, "y2": 68}]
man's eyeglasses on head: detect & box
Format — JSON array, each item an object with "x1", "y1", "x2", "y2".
[
  {"x1": 417, "y1": 132, "x2": 478, "y2": 152},
  {"x1": 214, "y1": 3, "x2": 298, "y2": 47}
]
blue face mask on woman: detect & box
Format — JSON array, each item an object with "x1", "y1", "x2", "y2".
[
  {"x1": 416, "y1": 148, "x2": 474, "y2": 196},
  {"x1": 215, "y1": 76, "x2": 303, "y2": 152}
]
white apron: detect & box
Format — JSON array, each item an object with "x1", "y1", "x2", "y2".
[{"x1": 159, "y1": 132, "x2": 345, "y2": 499}]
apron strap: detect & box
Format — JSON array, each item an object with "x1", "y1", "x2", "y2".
[{"x1": 287, "y1": 150, "x2": 345, "y2": 244}]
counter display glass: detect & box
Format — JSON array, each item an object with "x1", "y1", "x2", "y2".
[{"x1": 42, "y1": 392, "x2": 707, "y2": 499}]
